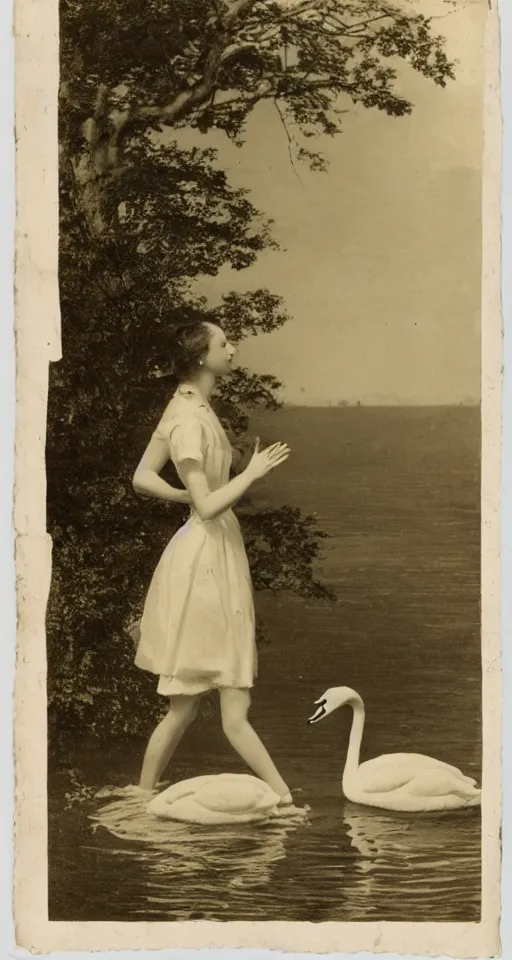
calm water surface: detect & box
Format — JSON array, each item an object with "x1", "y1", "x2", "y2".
[{"x1": 49, "y1": 407, "x2": 481, "y2": 922}]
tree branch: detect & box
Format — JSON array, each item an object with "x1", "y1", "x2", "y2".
[
  {"x1": 240, "y1": 0, "x2": 325, "y2": 46},
  {"x1": 223, "y1": 0, "x2": 259, "y2": 27},
  {"x1": 207, "y1": 73, "x2": 350, "y2": 121},
  {"x1": 347, "y1": 14, "x2": 391, "y2": 31},
  {"x1": 220, "y1": 40, "x2": 260, "y2": 61},
  {"x1": 114, "y1": 0, "x2": 260, "y2": 141},
  {"x1": 273, "y1": 98, "x2": 303, "y2": 183}
]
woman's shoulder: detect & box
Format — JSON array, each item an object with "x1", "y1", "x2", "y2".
[{"x1": 154, "y1": 391, "x2": 206, "y2": 438}]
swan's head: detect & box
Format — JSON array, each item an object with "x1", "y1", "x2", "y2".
[{"x1": 308, "y1": 686, "x2": 359, "y2": 724}]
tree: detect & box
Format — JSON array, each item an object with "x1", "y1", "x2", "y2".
[
  {"x1": 61, "y1": 0, "x2": 454, "y2": 194},
  {"x1": 48, "y1": 0, "x2": 455, "y2": 746}
]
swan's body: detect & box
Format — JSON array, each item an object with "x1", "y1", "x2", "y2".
[
  {"x1": 147, "y1": 773, "x2": 293, "y2": 825},
  {"x1": 309, "y1": 687, "x2": 481, "y2": 813}
]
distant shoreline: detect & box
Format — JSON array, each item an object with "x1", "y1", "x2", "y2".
[{"x1": 278, "y1": 402, "x2": 480, "y2": 410}]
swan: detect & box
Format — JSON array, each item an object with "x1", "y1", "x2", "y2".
[
  {"x1": 146, "y1": 773, "x2": 305, "y2": 825},
  {"x1": 308, "y1": 687, "x2": 481, "y2": 813}
]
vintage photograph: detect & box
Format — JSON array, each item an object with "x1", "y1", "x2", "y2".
[{"x1": 47, "y1": 0, "x2": 487, "y2": 927}]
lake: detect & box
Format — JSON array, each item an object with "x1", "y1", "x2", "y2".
[{"x1": 48, "y1": 406, "x2": 481, "y2": 922}]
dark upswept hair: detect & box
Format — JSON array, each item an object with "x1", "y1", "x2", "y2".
[{"x1": 170, "y1": 321, "x2": 213, "y2": 381}]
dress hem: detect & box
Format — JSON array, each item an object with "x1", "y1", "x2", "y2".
[{"x1": 156, "y1": 676, "x2": 256, "y2": 697}]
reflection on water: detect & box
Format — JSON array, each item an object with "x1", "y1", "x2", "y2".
[
  {"x1": 50, "y1": 770, "x2": 480, "y2": 922},
  {"x1": 342, "y1": 802, "x2": 481, "y2": 921},
  {"x1": 87, "y1": 785, "x2": 306, "y2": 907},
  {"x1": 49, "y1": 408, "x2": 481, "y2": 922}
]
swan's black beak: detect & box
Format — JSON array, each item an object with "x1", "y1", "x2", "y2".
[{"x1": 308, "y1": 698, "x2": 327, "y2": 724}]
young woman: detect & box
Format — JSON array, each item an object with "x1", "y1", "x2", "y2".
[{"x1": 132, "y1": 320, "x2": 293, "y2": 804}]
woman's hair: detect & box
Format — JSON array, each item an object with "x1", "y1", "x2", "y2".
[{"x1": 170, "y1": 321, "x2": 212, "y2": 381}]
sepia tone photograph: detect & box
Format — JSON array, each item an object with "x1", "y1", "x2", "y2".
[{"x1": 43, "y1": 0, "x2": 491, "y2": 930}]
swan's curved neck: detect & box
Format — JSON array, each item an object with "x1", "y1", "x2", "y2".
[{"x1": 343, "y1": 695, "x2": 365, "y2": 783}]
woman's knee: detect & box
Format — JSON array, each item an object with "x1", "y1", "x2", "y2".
[{"x1": 220, "y1": 689, "x2": 250, "y2": 738}]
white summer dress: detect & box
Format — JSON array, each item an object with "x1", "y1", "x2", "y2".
[{"x1": 134, "y1": 383, "x2": 257, "y2": 696}]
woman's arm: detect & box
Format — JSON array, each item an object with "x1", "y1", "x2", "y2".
[
  {"x1": 180, "y1": 439, "x2": 290, "y2": 522},
  {"x1": 133, "y1": 435, "x2": 192, "y2": 504}
]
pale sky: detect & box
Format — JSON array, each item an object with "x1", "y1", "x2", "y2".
[{"x1": 180, "y1": 0, "x2": 486, "y2": 405}]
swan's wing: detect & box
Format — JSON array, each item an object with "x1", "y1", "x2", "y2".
[
  {"x1": 362, "y1": 754, "x2": 475, "y2": 782},
  {"x1": 149, "y1": 773, "x2": 272, "y2": 808},
  {"x1": 195, "y1": 780, "x2": 279, "y2": 815},
  {"x1": 149, "y1": 775, "x2": 218, "y2": 806},
  {"x1": 147, "y1": 775, "x2": 280, "y2": 821},
  {"x1": 356, "y1": 764, "x2": 417, "y2": 794},
  {"x1": 357, "y1": 759, "x2": 479, "y2": 796},
  {"x1": 406, "y1": 770, "x2": 481, "y2": 800},
  {"x1": 147, "y1": 774, "x2": 245, "y2": 814}
]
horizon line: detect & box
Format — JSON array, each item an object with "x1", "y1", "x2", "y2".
[{"x1": 279, "y1": 401, "x2": 481, "y2": 409}]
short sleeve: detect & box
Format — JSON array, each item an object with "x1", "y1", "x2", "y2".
[{"x1": 167, "y1": 417, "x2": 205, "y2": 466}]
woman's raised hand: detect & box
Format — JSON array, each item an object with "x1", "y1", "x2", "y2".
[{"x1": 246, "y1": 437, "x2": 290, "y2": 480}]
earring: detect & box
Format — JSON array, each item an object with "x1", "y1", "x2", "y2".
[{"x1": 199, "y1": 360, "x2": 203, "y2": 366}]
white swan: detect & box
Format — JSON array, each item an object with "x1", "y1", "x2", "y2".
[
  {"x1": 308, "y1": 687, "x2": 481, "y2": 813},
  {"x1": 146, "y1": 773, "x2": 303, "y2": 825}
]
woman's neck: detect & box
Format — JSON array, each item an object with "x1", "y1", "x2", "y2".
[{"x1": 185, "y1": 370, "x2": 216, "y2": 399}]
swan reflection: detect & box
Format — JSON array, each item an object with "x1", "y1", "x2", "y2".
[
  {"x1": 341, "y1": 801, "x2": 481, "y2": 919},
  {"x1": 89, "y1": 785, "x2": 302, "y2": 892}
]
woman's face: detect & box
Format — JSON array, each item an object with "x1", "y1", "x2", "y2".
[{"x1": 203, "y1": 324, "x2": 236, "y2": 376}]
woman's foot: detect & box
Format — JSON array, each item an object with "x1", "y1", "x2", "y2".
[
  {"x1": 273, "y1": 789, "x2": 309, "y2": 820},
  {"x1": 278, "y1": 791, "x2": 294, "y2": 807}
]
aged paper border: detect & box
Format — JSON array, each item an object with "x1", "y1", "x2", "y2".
[{"x1": 13, "y1": 0, "x2": 503, "y2": 954}]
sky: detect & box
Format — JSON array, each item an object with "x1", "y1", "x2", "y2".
[{"x1": 184, "y1": 0, "x2": 487, "y2": 406}]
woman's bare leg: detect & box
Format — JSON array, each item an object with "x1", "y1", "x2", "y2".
[
  {"x1": 139, "y1": 694, "x2": 201, "y2": 790},
  {"x1": 220, "y1": 688, "x2": 291, "y2": 800}
]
